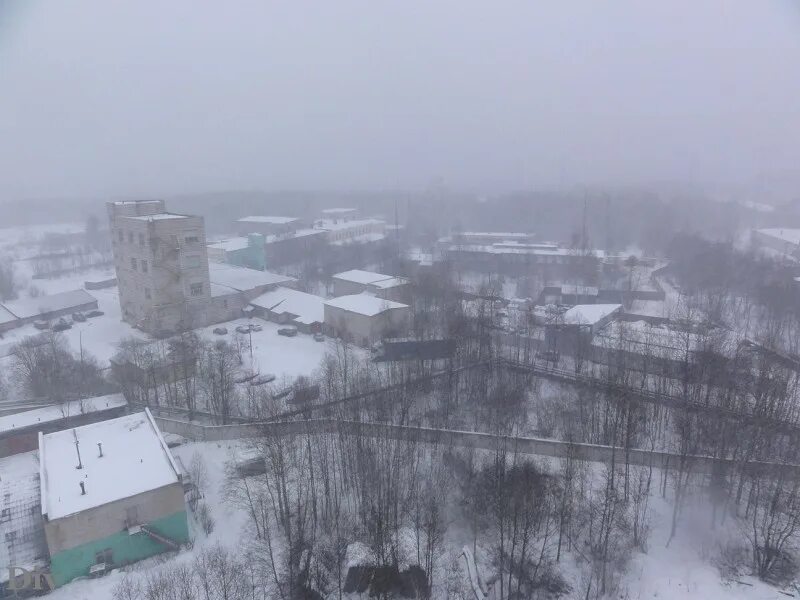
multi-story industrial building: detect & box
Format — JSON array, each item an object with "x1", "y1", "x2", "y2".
[{"x1": 108, "y1": 200, "x2": 211, "y2": 334}]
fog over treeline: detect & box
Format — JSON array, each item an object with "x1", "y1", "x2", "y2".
[{"x1": 1, "y1": 1, "x2": 800, "y2": 202}]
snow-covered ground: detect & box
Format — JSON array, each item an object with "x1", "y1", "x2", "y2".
[{"x1": 29, "y1": 438, "x2": 792, "y2": 600}]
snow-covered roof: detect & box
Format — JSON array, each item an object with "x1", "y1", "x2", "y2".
[
  {"x1": 333, "y1": 269, "x2": 392, "y2": 285},
  {"x1": 0, "y1": 452, "x2": 46, "y2": 583},
  {"x1": 264, "y1": 228, "x2": 327, "y2": 243},
  {"x1": 125, "y1": 213, "x2": 190, "y2": 221},
  {"x1": 756, "y1": 228, "x2": 800, "y2": 246},
  {"x1": 562, "y1": 304, "x2": 622, "y2": 326},
  {"x1": 207, "y1": 237, "x2": 250, "y2": 252},
  {"x1": 0, "y1": 394, "x2": 127, "y2": 435},
  {"x1": 333, "y1": 270, "x2": 409, "y2": 289},
  {"x1": 208, "y1": 262, "x2": 295, "y2": 292},
  {"x1": 0, "y1": 304, "x2": 17, "y2": 325},
  {"x1": 40, "y1": 409, "x2": 181, "y2": 520},
  {"x1": 321, "y1": 208, "x2": 357, "y2": 214},
  {"x1": 316, "y1": 218, "x2": 385, "y2": 231},
  {"x1": 2, "y1": 289, "x2": 97, "y2": 319},
  {"x1": 324, "y1": 293, "x2": 408, "y2": 317},
  {"x1": 250, "y1": 287, "x2": 325, "y2": 325},
  {"x1": 238, "y1": 216, "x2": 299, "y2": 224}
]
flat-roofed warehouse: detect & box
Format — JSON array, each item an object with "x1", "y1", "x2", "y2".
[
  {"x1": 324, "y1": 293, "x2": 410, "y2": 347},
  {"x1": 39, "y1": 409, "x2": 189, "y2": 586}
]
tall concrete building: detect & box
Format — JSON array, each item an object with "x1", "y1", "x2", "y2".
[{"x1": 107, "y1": 200, "x2": 211, "y2": 334}]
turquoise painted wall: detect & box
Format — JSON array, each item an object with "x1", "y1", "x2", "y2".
[
  {"x1": 50, "y1": 510, "x2": 189, "y2": 587},
  {"x1": 228, "y1": 234, "x2": 266, "y2": 270}
]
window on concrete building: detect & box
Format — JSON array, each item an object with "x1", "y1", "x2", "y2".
[
  {"x1": 118, "y1": 230, "x2": 124, "y2": 242},
  {"x1": 138, "y1": 233, "x2": 145, "y2": 246},
  {"x1": 128, "y1": 232, "x2": 133, "y2": 243},
  {"x1": 144, "y1": 288, "x2": 151, "y2": 300},
  {"x1": 185, "y1": 235, "x2": 200, "y2": 244},
  {"x1": 190, "y1": 282, "x2": 203, "y2": 296},
  {"x1": 141, "y1": 259, "x2": 148, "y2": 272},
  {"x1": 185, "y1": 255, "x2": 201, "y2": 268},
  {"x1": 130, "y1": 258, "x2": 137, "y2": 270}
]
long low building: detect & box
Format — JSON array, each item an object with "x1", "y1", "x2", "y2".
[
  {"x1": 324, "y1": 293, "x2": 410, "y2": 346},
  {"x1": 332, "y1": 269, "x2": 410, "y2": 302},
  {"x1": 249, "y1": 286, "x2": 326, "y2": 333},
  {"x1": 0, "y1": 289, "x2": 98, "y2": 333},
  {"x1": 0, "y1": 395, "x2": 128, "y2": 458}
]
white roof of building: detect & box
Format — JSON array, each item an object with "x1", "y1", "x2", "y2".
[
  {"x1": 0, "y1": 394, "x2": 127, "y2": 435},
  {"x1": 0, "y1": 452, "x2": 46, "y2": 583},
  {"x1": 208, "y1": 262, "x2": 295, "y2": 292},
  {"x1": 757, "y1": 228, "x2": 800, "y2": 246},
  {"x1": 333, "y1": 269, "x2": 391, "y2": 285},
  {"x1": 333, "y1": 270, "x2": 409, "y2": 289},
  {"x1": 562, "y1": 304, "x2": 622, "y2": 326},
  {"x1": 207, "y1": 237, "x2": 250, "y2": 252},
  {"x1": 125, "y1": 213, "x2": 190, "y2": 221},
  {"x1": 321, "y1": 208, "x2": 357, "y2": 214},
  {"x1": 324, "y1": 293, "x2": 408, "y2": 317},
  {"x1": 316, "y1": 218, "x2": 385, "y2": 231},
  {"x1": 250, "y1": 287, "x2": 325, "y2": 325},
  {"x1": 264, "y1": 228, "x2": 327, "y2": 243},
  {"x1": 2, "y1": 289, "x2": 96, "y2": 319},
  {"x1": 0, "y1": 304, "x2": 17, "y2": 325},
  {"x1": 238, "y1": 216, "x2": 298, "y2": 224},
  {"x1": 40, "y1": 409, "x2": 180, "y2": 520}
]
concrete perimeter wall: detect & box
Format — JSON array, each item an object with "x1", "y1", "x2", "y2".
[{"x1": 153, "y1": 416, "x2": 800, "y2": 477}]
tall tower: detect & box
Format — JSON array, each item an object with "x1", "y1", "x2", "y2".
[{"x1": 107, "y1": 200, "x2": 211, "y2": 334}]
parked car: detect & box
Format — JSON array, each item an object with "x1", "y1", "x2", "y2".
[
  {"x1": 33, "y1": 320, "x2": 49, "y2": 330},
  {"x1": 313, "y1": 332, "x2": 325, "y2": 342},
  {"x1": 250, "y1": 373, "x2": 276, "y2": 386},
  {"x1": 212, "y1": 327, "x2": 228, "y2": 335},
  {"x1": 250, "y1": 324, "x2": 262, "y2": 332},
  {"x1": 52, "y1": 318, "x2": 72, "y2": 332},
  {"x1": 235, "y1": 325, "x2": 251, "y2": 334},
  {"x1": 234, "y1": 369, "x2": 258, "y2": 384},
  {"x1": 85, "y1": 310, "x2": 104, "y2": 318},
  {"x1": 277, "y1": 327, "x2": 297, "y2": 337},
  {"x1": 72, "y1": 312, "x2": 87, "y2": 322}
]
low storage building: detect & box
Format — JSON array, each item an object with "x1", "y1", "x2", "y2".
[
  {"x1": 0, "y1": 395, "x2": 127, "y2": 458},
  {"x1": 332, "y1": 269, "x2": 410, "y2": 302},
  {"x1": 39, "y1": 409, "x2": 189, "y2": 586},
  {"x1": 324, "y1": 293, "x2": 410, "y2": 346},
  {"x1": 0, "y1": 289, "x2": 98, "y2": 330},
  {"x1": 249, "y1": 287, "x2": 326, "y2": 333}
]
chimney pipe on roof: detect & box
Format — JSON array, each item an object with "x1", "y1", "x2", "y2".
[
  {"x1": 79, "y1": 482, "x2": 86, "y2": 495},
  {"x1": 74, "y1": 438, "x2": 83, "y2": 470},
  {"x1": 97, "y1": 442, "x2": 103, "y2": 458}
]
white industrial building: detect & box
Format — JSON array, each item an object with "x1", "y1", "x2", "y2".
[
  {"x1": 39, "y1": 409, "x2": 189, "y2": 586},
  {"x1": 752, "y1": 228, "x2": 800, "y2": 261},
  {"x1": 332, "y1": 269, "x2": 410, "y2": 302},
  {"x1": 249, "y1": 286, "x2": 326, "y2": 333},
  {"x1": 324, "y1": 293, "x2": 410, "y2": 346},
  {"x1": 108, "y1": 200, "x2": 296, "y2": 334}
]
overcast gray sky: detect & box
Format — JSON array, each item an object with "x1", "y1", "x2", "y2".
[{"x1": 1, "y1": 1, "x2": 799, "y2": 200}]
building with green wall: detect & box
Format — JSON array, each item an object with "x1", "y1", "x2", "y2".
[
  {"x1": 39, "y1": 409, "x2": 189, "y2": 587},
  {"x1": 207, "y1": 233, "x2": 266, "y2": 270}
]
